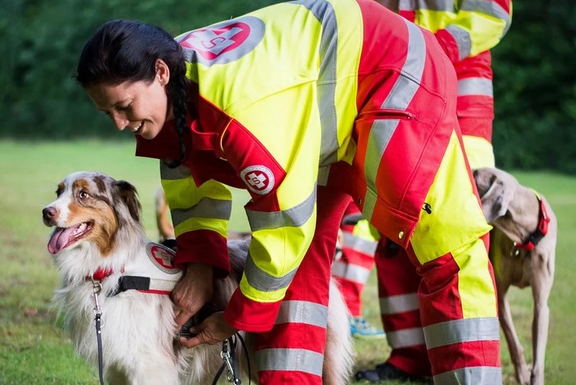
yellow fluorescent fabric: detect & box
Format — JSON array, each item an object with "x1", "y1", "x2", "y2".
[
  {"x1": 452, "y1": 237, "x2": 498, "y2": 318},
  {"x1": 232, "y1": 84, "x2": 321, "y2": 210},
  {"x1": 174, "y1": 217, "x2": 228, "y2": 239},
  {"x1": 241, "y1": 219, "x2": 317, "y2": 303},
  {"x1": 353, "y1": 219, "x2": 379, "y2": 242},
  {"x1": 162, "y1": 177, "x2": 232, "y2": 209},
  {"x1": 416, "y1": 8, "x2": 509, "y2": 57},
  {"x1": 161, "y1": 177, "x2": 232, "y2": 238},
  {"x1": 410, "y1": 130, "x2": 492, "y2": 263},
  {"x1": 462, "y1": 135, "x2": 495, "y2": 169}
]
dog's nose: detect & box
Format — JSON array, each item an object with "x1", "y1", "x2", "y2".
[{"x1": 42, "y1": 206, "x2": 57, "y2": 225}]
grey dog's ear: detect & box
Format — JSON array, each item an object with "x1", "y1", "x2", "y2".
[
  {"x1": 473, "y1": 168, "x2": 513, "y2": 223},
  {"x1": 114, "y1": 180, "x2": 142, "y2": 223}
]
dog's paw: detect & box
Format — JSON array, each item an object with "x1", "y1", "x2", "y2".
[{"x1": 516, "y1": 364, "x2": 532, "y2": 385}]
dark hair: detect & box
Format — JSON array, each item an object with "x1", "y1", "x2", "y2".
[{"x1": 76, "y1": 19, "x2": 188, "y2": 167}]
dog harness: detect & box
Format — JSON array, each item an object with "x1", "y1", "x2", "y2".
[
  {"x1": 514, "y1": 190, "x2": 550, "y2": 251},
  {"x1": 89, "y1": 243, "x2": 182, "y2": 296}
]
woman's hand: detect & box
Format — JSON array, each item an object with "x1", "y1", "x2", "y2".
[
  {"x1": 179, "y1": 311, "x2": 238, "y2": 348},
  {"x1": 171, "y1": 263, "x2": 214, "y2": 331}
]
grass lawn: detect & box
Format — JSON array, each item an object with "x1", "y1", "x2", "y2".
[{"x1": 1, "y1": 140, "x2": 575, "y2": 385}]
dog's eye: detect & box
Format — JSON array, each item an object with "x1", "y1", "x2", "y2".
[{"x1": 78, "y1": 190, "x2": 91, "y2": 200}]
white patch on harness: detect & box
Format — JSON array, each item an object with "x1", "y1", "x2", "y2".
[{"x1": 146, "y1": 243, "x2": 180, "y2": 275}]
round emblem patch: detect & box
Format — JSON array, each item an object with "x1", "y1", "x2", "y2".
[
  {"x1": 177, "y1": 16, "x2": 265, "y2": 67},
  {"x1": 240, "y1": 165, "x2": 275, "y2": 195},
  {"x1": 146, "y1": 243, "x2": 179, "y2": 274}
]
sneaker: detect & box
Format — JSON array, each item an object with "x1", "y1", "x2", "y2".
[
  {"x1": 349, "y1": 316, "x2": 386, "y2": 339},
  {"x1": 355, "y1": 362, "x2": 432, "y2": 384}
]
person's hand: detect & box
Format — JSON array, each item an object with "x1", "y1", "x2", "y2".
[
  {"x1": 179, "y1": 311, "x2": 238, "y2": 348},
  {"x1": 171, "y1": 263, "x2": 214, "y2": 331}
]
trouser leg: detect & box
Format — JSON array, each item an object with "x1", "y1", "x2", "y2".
[
  {"x1": 254, "y1": 187, "x2": 350, "y2": 384},
  {"x1": 375, "y1": 238, "x2": 430, "y2": 377}
]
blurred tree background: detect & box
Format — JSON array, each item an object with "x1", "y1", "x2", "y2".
[{"x1": 1, "y1": 0, "x2": 575, "y2": 173}]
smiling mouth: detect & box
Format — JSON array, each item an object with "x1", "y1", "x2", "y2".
[
  {"x1": 48, "y1": 222, "x2": 94, "y2": 254},
  {"x1": 130, "y1": 122, "x2": 143, "y2": 134}
]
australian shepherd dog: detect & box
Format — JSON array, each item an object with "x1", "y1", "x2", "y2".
[{"x1": 42, "y1": 171, "x2": 353, "y2": 385}]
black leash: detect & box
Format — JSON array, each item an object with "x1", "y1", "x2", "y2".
[
  {"x1": 91, "y1": 280, "x2": 106, "y2": 385},
  {"x1": 211, "y1": 333, "x2": 251, "y2": 385}
]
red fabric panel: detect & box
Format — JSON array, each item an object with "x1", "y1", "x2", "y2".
[{"x1": 175, "y1": 230, "x2": 230, "y2": 278}]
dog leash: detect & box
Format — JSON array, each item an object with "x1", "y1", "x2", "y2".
[
  {"x1": 91, "y1": 279, "x2": 106, "y2": 385},
  {"x1": 212, "y1": 333, "x2": 251, "y2": 385}
]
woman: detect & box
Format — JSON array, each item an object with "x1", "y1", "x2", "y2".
[{"x1": 76, "y1": 0, "x2": 501, "y2": 384}]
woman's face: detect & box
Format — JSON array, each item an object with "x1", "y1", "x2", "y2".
[{"x1": 85, "y1": 59, "x2": 173, "y2": 140}]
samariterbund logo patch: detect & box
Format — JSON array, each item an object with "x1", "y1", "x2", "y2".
[
  {"x1": 178, "y1": 16, "x2": 265, "y2": 67},
  {"x1": 146, "y1": 243, "x2": 179, "y2": 274},
  {"x1": 241, "y1": 165, "x2": 275, "y2": 195}
]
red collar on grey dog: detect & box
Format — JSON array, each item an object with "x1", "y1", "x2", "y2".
[
  {"x1": 88, "y1": 243, "x2": 182, "y2": 296},
  {"x1": 514, "y1": 191, "x2": 550, "y2": 251}
]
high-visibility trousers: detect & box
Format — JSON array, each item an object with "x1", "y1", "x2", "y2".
[
  {"x1": 366, "y1": 134, "x2": 501, "y2": 384},
  {"x1": 331, "y1": 201, "x2": 377, "y2": 317},
  {"x1": 253, "y1": 187, "x2": 351, "y2": 384},
  {"x1": 375, "y1": 238, "x2": 431, "y2": 377}
]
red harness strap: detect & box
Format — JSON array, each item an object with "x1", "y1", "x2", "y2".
[
  {"x1": 514, "y1": 192, "x2": 550, "y2": 251},
  {"x1": 91, "y1": 268, "x2": 114, "y2": 281}
]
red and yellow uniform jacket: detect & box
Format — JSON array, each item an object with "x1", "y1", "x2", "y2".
[
  {"x1": 377, "y1": 0, "x2": 512, "y2": 168},
  {"x1": 377, "y1": 0, "x2": 512, "y2": 64},
  {"x1": 135, "y1": 0, "x2": 464, "y2": 332}
]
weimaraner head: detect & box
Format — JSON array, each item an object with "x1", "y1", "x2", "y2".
[
  {"x1": 473, "y1": 168, "x2": 519, "y2": 223},
  {"x1": 473, "y1": 167, "x2": 542, "y2": 244}
]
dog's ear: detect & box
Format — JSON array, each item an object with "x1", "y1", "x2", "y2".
[
  {"x1": 114, "y1": 180, "x2": 142, "y2": 223},
  {"x1": 473, "y1": 169, "x2": 513, "y2": 223}
]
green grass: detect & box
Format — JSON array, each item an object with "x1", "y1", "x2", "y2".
[{"x1": 1, "y1": 140, "x2": 575, "y2": 384}]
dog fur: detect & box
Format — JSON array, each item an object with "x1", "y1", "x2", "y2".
[
  {"x1": 474, "y1": 167, "x2": 557, "y2": 385},
  {"x1": 43, "y1": 171, "x2": 353, "y2": 385}
]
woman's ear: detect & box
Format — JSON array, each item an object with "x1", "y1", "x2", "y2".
[{"x1": 155, "y1": 58, "x2": 171, "y2": 86}]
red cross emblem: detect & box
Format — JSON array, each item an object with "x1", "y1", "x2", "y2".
[
  {"x1": 240, "y1": 165, "x2": 275, "y2": 195},
  {"x1": 177, "y1": 16, "x2": 264, "y2": 67},
  {"x1": 150, "y1": 245, "x2": 176, "y2": 269}
]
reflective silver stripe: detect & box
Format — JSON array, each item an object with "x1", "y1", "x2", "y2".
[
  {"x1": 386, "y1": 327, "x2": 426, "y2": 348},
  {"x1": 363, "y1": 19, "x2": 426, "y2": 219},
  {"x1": 256, "y1": 348, "x2": 324, "y2": 376},
  {"x1": 159, "y1": 162, "x2": 192, "y2": 180},
  {"x1": 461, "y1": 0, "x2": 511, "y2": 31},
  {"x1": 379, "y1": 293, "x2": 420, "y2": 315},
  {"x1": 458, "y1": 77, "x2": 493, "y2": 97},
  {"x1": 275, "y1": 300, "x2": 328, "y2": 328},
  {"x1": 401, "y1": 0, "x2": 455, "y2": 12},
  {"x1": 245, "y1": 186, "x2": 316, "y2": 232},
  {"x1": 331, "y1": 260, "x2": 371, "y2": 284},
  {"x1": 244, "y1": 252, "x2": 297, "y2": 292},
  {"x1": 170, "y1": 197, "x2": 232, "y2": 227},
  {"x1": 364, "y1": 119, "x2": 399, "y2": 194},
  {"x1": 445, "y1": 25, "x2": 471, "y2": 61},
  {"x1": 433, "y1": 366, "x2": 502, "y2": 385},
  {"x1": 424, "y1": 317, "x2": 500, "y2": 349},
  {"x1": 295, "y1": 0, "x2": 340, "y2": 167},
  {"x1": 342, "y1": 232, "x2": 377, "y2": 255}
]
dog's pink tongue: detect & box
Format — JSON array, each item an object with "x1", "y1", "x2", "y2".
[{"x1": 48, "y1": 227, "x2": 75, "y2": 254}]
